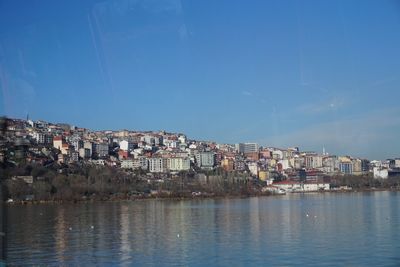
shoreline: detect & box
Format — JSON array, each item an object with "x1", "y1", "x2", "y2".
[{"x1": 6, "y1": 188, "x2": 400, "y2": 205}]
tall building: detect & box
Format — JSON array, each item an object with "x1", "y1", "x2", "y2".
[
  {"x1": 235, "y1": 143, "x2": 259, "y2": 154},
  {"x1": 168, "y1": 157, "x2": 190, "y2": 171},
  {"x1": 33, "y1": 132, "x2": 53, "y2": 145},
  {"x1": 71, "y1": 140, "x2": 83, "y2": 151},
  {"x1": 305, "y1": 154, "x2": 323, "y2": 169},
  {"x1": 339, "y1": 157, "x2": 353, "y2": 174},
  {"x1": 195, "y1": 151, "x2": 215, "y2": 169},
  {"x1": 84, "y1": 141, "x2": 93, "y2": 157},
  {"x1": 148, "y1": 157, "x2": 168, "y2": 173},
  {"x1": 94, "y1": 143, "x2": 109, "y2": 158}
]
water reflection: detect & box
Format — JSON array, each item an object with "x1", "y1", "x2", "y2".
[{"x1": 7, "y1": 192, "x2": 400, "y2": 266}]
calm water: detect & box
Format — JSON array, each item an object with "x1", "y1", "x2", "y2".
[{"x1": 6, "y1": 192, "x2": 400, "y2": 266}]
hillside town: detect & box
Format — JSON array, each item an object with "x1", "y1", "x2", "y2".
[{"x1": 1, "y1": 116, "x2": 400, "y2": 200}]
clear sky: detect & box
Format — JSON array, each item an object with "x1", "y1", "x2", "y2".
[{"x1": 1, "y1": 0, "x2": 399, "y2": 159}]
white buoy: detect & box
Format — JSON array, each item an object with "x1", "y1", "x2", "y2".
[
  {"x1": 69, "y1": 227, "x2": 72, "y2": 231},
  {"x1": 177, "y1": 234, "x2": 180, "y2": 238},
  {"x1": 91, "y1": 225, "x2": 94, "y2": 229}
]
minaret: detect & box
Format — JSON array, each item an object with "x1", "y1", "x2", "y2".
[{"x1": 322, "y1": 146, "x2": 326, "y2": 156}]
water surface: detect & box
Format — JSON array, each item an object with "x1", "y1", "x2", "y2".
[{"x1": 7, "y1": 192, "x2": 400, "y2": 266}]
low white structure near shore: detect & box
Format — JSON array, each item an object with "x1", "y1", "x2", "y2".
[{"x1": 273, "y1": 181, "x2": 330, "y2": 192}]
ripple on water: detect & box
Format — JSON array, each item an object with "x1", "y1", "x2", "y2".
[{"x1": 6, "y1": 192, "x2": 400, "y2": 266}]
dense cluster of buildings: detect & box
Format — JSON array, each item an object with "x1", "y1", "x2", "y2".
[{"x1": 1, "y1": 117, "x2": 400, "y2": 192}]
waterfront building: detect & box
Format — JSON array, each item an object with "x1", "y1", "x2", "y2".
[{"x1": 273, "y1": 180, "x2": 330, "y2": 192}]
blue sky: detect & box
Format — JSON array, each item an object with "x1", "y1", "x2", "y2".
[{"x1": 0, "y1": 0, "x2": 399, "y2": 159}]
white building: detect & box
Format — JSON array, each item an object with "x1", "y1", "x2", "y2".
[
  {"x1": 305, "y1": 155, "x2": 323, "y2": 169},
  {"x1": 164, "y1": 139, "x2": 179, "y2": 149},
  {"x1": 247, "y1": 162, "x2": 259, "y2": 176},
  {"x1": 168, "y1": 157, "x2": 190, "y2": 171},
  {"x1": 119, "y1": 140, "x2": 134, "y2": 151},
  {"x1": 33, "y1": 132, "x2": 53, "y2": 145},
  {"x1": 373, "y1": 167, "x2": 388, "y2": 179},
  {"x1": 278, "y1": 159, "x2": 290, "y2": 170},
  {"x1": 273, "y1": 181, "x2": 330, "y2": 192},
  {"x1": 141, "y1": 135, "x2": 163, "y2": 146},
  {"x1": 272, "y1": 150, "x2": 283, "y2": 160},
  {"x1": 178, "y1": 135, "x2": 187, "y2": 144},
  {"x1": 148, "y1": 157, "x2": 168, "y2": 173},
  {"x1": 121, "y1": 160, "x2": 135, "y2": 169},
  {"x1": 322, "y1": 156, "x2": 338, "y2": 174}
]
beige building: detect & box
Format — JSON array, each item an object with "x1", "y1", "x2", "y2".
[{"x1": 352, "y1": 159, "x2": 362, "y2": 175}]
